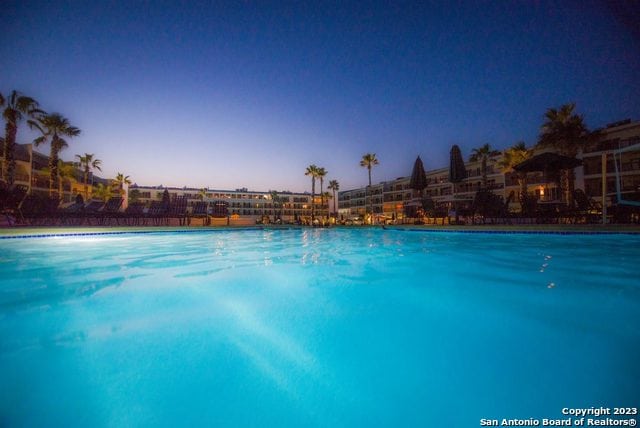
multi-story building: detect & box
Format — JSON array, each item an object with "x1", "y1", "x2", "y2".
[
  {"x1": 339, "y1": 119, "x2": 640, "y2": 220},
  {"x1": 581, "y1": 119, "x2": 640, "y2": 205},
  {"x1": 1, "y1": 143, "x2": 98, "y2": 202},
  {"x1": 129, "y1": 184, "x2": 326, "y2": 222}
]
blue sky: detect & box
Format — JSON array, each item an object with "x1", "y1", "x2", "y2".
[{"x1": 2, "y1": 1, "x2": 639, "y2": 192}]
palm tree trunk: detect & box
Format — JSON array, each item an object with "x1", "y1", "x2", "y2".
[
  {"x1": 332, "y1": 189, "x2": 336, "y2": 216},
  {"x1": 482, "y1": 158, "x2": 487, "y2": 189},
  {"x1": 566, "y1": 169, "x2": 576, "y2": 207},
  {"x1": 49, "y1": 153, "x2": 58, "y2": 197},
  {"x1": 311, "y1": 178, "x2": 315, "y2": 222},
  {"x1": 518, "y1": 175, "x2": 528, "y2": 213},
  {"x1": 368, "y1": 167, "x2": 373, "y2": 224},
  {"x1": 4, "y1": 122, "x2": 17, "y2": 186},
  {"x1": 320, "y1": 179, "x2": 324, "y2": 218},
  {"x1": 84, "y1": 170, "x2": 89, "y2": 199}
]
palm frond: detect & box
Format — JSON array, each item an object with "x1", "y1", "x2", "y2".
[{"x1": 33, "y1": 136, "x2": 47, "y2": 147}]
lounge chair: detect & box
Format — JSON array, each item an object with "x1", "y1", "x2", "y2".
[
  {"x1": 1, "y1": 185, "x2": 29, "y2": 226},
  {"x1": 82, "y1": 200, "x2": 106, "y2": 225},
  {"x1": 572, "y1": 189, "x2": 601, "y2": 224},
  {"x1": 100, "y1": 197, "x2": 124, "y2": 225},
  {"x1": 191, "y1": 201, "x2": 209, "y2": 226},
  {"x1": 123, "y1": 202, "x2": 146, "y2": 226},
  {"x1": 147, "y1": 200, "x2": 168, "y2": 226},
  {"x1": 168, "y1": 196, "x2": 189, "y2": 226}
]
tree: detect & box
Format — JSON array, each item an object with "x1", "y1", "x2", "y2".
[
  {"x1": 129, "y1": 188, "x2": 141, "y2": 204},
  {"x1": 269, "y1": 190, "x2": 281, "y2": 220},
  {"x1": 317, "y1": 167, "x2": 327, "y2": 217},
  {"x1": 469, "y1": 143, "x2": 500, "y2": 189},
  {"x1": 328, "y1": 179, "x2": 340, "y2": 216},
  {"x1": 41, "y1": 160, "x2": 77, "y2": 199},
  {"x1": 76, "y1": 153, "x2": 102, "y2": 199},
  {"x1": 360, "y1": 153, "x2": 379, "y2": 223},
  {"x1": 322, "y1": 191, "x2": 332, "y2": 217},
  {"x1": 1, "y1": 91, "x2": 41, "y2": 186},
  {"x1": 198, "y1": 188, "x2": 207, "y2": 201},
  {"x1": 497, "y1": 142, "x2": 532, "y2": 213},
  {"x1": 30, "y1": 113, "x2": 81, "y2": 196},
  {"x1": 112, "y1": 173, "x2": 131, "y2": 196},
  {"x1": 92, "y1": 183, "x2": 113, "y2": 202},
  {"x1": 536, "y1": 102, "x2": 588, "y2": 206},
  {"x1": 305, "y1": 164, "x2": 320, "y2": 221}
]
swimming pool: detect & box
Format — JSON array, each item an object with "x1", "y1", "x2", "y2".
[{"x1": 1, "y1": 228, "x2": 638, "y2": 426}]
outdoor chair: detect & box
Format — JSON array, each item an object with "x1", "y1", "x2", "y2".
[
  {"x1": 191, "y1": 201, "x2": 210, "y2": 226},
  {"x1": 42, "y1": 196, "x2": 62, "y2": 225},
  {"x1": 100, "y1": 197, "x2": 124, "y2": 225},
  {"x1": 82, "y1": 200, "x2": 106, "y2": 225},
  {"x1": 123, "y1": 202, "x2": 146, "y2": 226},
  {"x1": 572, "y1": 189, "x2": 601, "y2": 224},
  {"x1": 147, "y1": 200, "x2": 169, "y2": 226},
  {"x1": 1, "y1": 185, "x2": 29, "y2": 225},
  {"x1": 59, "y1": 201, "x2": 86, "y2": 225},
  {"x1": 18, "y1": 194, "x2": 44, "y2": 226},
  {"x1": 168, "y1": 196, "x2": 189, "y2": 226}
]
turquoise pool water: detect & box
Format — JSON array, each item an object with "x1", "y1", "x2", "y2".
[{"x1": 1, "y1": 229, "x2": 638, "y2": 427}]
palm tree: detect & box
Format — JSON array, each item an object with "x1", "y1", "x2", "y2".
[
  {"x1": 322, "y1": 191, "x2": 332, "y2": 218},
  {"x1": 42, "y1": 160, "x2": 77, "y2": 199},
  {"x1": 305, "y1": 164, "x2": 320, "y2": 221},
  {"x1": 269, "y1": 190, "x2": 281, "y2": 220},
  {"x1": 30, "y1": 113, "x2": 81, "y2": 196},
  {"x1": 76, "y1": 153, "x2": 102, "y2": 199},
  {"x1": 469, "y1": 143, "x2": 500, "y2": 189},
  {"x1": 113, "y1": 173, "x2": 131, "y2": 196},
  {"x1": 317, "y1": 167, "x2": 327, "y2": 217},
  {"x1": 536, "y1": 102, "x2": 588, "y2": 206},
  {"x1": 328, "y1": 179, "x2": 340, "y2": 216},
  {"x1": 1, "y1": 91, "x2": 41, "y2": 186},
  {"x1": 497, "y1": 142, "x2": 532, "y2": 212},
  {"x1": 360, "y1": 153, "x2": 379, "y2": 223},
  {"x1": 93, "y1": 183, "x2": 113, "y2": 202},
  {"x1": 129, "y1": 188, "x2": 141, "y2": 204},
  {"x1": 198, "y1": 188, "x2": 207, "y2": 201}
]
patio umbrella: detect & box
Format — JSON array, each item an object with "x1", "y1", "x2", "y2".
[
  {"x1": 448, "y1": 145, "x2": 467, "y2": 224},
  {"x1": 513, "y1": 152, "x2": 582, "y2": 173},
  {"x1": 409, "y1": 156, "x2": 428, "y2": 196},
  {"x1": 449, "y1": 145, "x2": 467, "y2": 183}
]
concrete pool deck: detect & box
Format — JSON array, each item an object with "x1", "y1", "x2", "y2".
[{"x1": 1, "y1": 224, "x2": 639, "y2": 238}]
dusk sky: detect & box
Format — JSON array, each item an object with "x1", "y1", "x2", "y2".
[{"x1": 3, "y1": 1, "x2": 639, "y2": 193}]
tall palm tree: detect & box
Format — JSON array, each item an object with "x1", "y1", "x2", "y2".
[
  {"x1": 76, "y1": 153, "x2": 102, "y2": 199},
  {"x1": 536, "y1": 102, "x2": 588, "y2": 206},
  {"x1": 30, "y1": 113, "x2": 81, "y2": 196},
  {"x1": 1, "y1": 91, "x2": 41, "y2": 186},
  {"x1": 469, "y1": 143, "x2": 500, "y2": 189},
  {"x1": 360, "y1": 153, "x2": 379, "y2": 223},
  {"x1": 317, "y1": 167, "x2": 327, "y2": 217},
  {"x1": 497, "y1": 141, "x2": 532, "y2": 212},
  {"x1": 328, "y1": 179, "x2": 340, "y2": 216},
  {"x1": 305, "y1": 164, "x2": 320, "y2": 221}
]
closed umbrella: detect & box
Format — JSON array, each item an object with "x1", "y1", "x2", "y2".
[
  {"x1": 448, "y1": 145, "x2": 467, "y2": 224},
  {"x1": 449, "y1": 145, "x2": 467, "y2": 183},
  {"x1": 409, "y1": 156, "x2": 428, "y2": 196}
]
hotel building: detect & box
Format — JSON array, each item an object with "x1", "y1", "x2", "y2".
[
  {"x1": 128, "y1": 185, "x2": 326, "y2": 222},
  {"x1": 338, "y1": 119, "x2": 640, "y2": 220}
]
